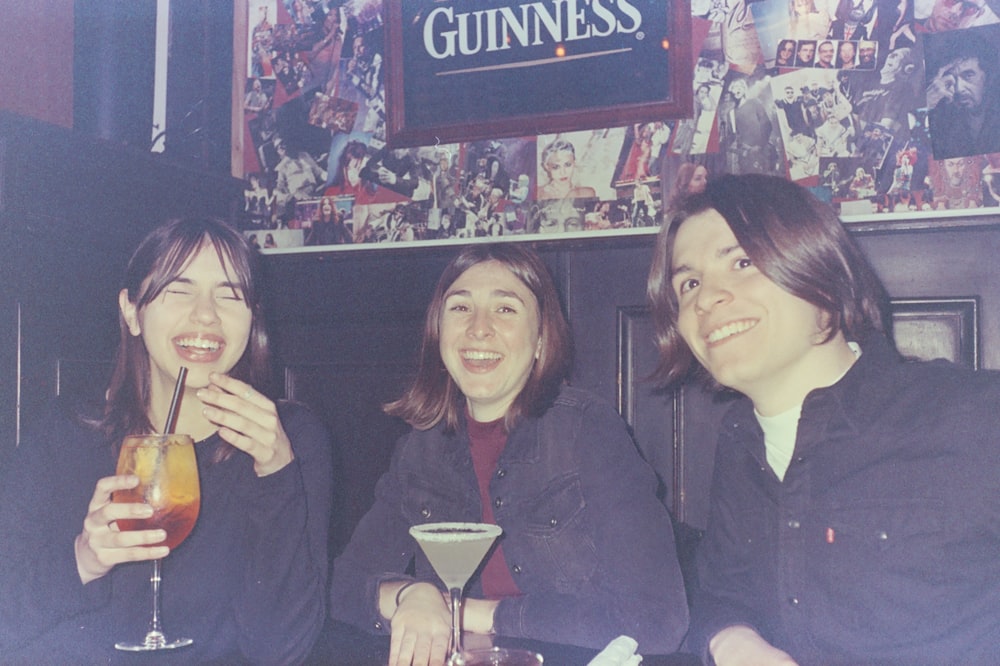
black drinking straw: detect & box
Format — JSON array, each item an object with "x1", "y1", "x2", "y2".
[{"x1": 163, "y1": 366, "x2": 188, "y2": 434}]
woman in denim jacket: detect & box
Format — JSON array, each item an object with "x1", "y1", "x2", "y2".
[{"x1": 330, "y1": 243, "x2": 688, "y2": 665}]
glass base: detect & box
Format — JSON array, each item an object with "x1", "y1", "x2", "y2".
[{"x1": 115, "y1": 631, "x2": 193, "y2": 652}]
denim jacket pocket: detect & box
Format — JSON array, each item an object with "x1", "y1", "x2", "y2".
[
  {"x1": 400, "y1": 472, "x2": 477, "y2": 525},
  {"x1": 520, "y1": 474, "x2": 596, "y2": 587}
]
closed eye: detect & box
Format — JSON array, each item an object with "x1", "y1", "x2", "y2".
[{"x1": 164, "y1": 287, "x2": 194, "y2": 298}]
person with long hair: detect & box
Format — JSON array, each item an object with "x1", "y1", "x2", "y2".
[
  {"x1": 307, "y1": 6, "x2": 345, "y2": 95},
  {"x1": 308, "y1": 195, "x2": 352, "y2": 246},
  {"x1": 668, "y1": 162, "x2": 709, "y2": 210},
  {"x1": 326, "y1": 140, "x2": 379, "y2": 201},
  {"x1": 0, "y1": 217, "x2": 333, "y2": 663},
  {"x1": 330, "y1": 244, "x2": 688, "y2": 665},
  {"x1": 647, "y1": 174, "x2": 1000, "y2": 664},
  {"x1": 774, "y1": 39, "x2": 797, "y2": 67}
]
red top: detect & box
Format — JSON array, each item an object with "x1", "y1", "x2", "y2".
[{"x1": 467, "y1": 415, "x2": 522, "y2": 599}]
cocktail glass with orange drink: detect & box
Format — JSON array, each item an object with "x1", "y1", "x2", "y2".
[{"x1": 112, "y1": 433, "x2": 200, "y2": 651}]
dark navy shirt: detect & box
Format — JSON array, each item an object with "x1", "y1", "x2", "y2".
[{"x1": 688, "y1": 333, "x2": 1000, "y2": 665}]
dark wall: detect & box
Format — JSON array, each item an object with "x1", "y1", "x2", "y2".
[{"x1": 0, "y1": 112, "x2": 244, "y2": 462}]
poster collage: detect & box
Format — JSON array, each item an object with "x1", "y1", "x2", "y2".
[{"x1": 240, "y1": 0, "x2": 1000, "y2": 252}]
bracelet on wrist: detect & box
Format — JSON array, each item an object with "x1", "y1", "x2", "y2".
[{"x1": 394, "y1": 580, "x2": 421, "y2": 609}]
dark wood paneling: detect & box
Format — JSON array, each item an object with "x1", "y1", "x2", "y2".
[
  {"x1": 857, "y1": 226, "x2": 1000, "y2": 369},
  {"x1": 262, "y1": 247, "x2": 447, "y2": 554},
  {"x1": 283, "y1": 363, "x2": 413, "y2": 557}
]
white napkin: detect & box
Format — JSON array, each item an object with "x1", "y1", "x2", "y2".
[{"x1": 586, "y1": 635, "x2": 642, "y2": 666}]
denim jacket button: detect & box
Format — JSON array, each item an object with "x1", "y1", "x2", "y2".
[
  {"x1": 374, "y1": 620, "x2": 383, "y2": 630},
  {"x1": 494, "y1": 497, "x2": 503, "y2": 509},
  {"x1": 496, "y1": 468, "x2": 506, "y2": 478},
  {"x1": 787, "y1": 520, "x2": 800, "y2": 529},
  {"x1": 512, "y1": 565, "x2": 522, "y2": 574},
  {"x1": 420, "y1": 507, "x2": 431, "y2": 518},
  {"x1": 549, "y1": 518, "x2": 558, "y2": 527}
]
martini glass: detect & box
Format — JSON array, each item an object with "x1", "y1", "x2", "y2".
[
  {"x1": 449, "y1": 647, "x2": 544, "y2": 665},
  {"x1": 409, "y1": 522, "x2": 502, "y2": 657}
]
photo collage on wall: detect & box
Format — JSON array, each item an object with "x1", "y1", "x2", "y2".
[{"x1": 239, "y1": 0, "x2": 1000, "y2": 251}]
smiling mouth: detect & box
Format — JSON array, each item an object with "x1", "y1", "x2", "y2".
[
  {"x1": 462, "y1": 350, "x2": 502, "y2": 361},
  {"x1": 176, "y1": 336, "x2": 222, "y2": 352},
  {"x1": 706, "y1": 320, "x2": 757, "y2": 344},
  {"x1": 461, "y1": 349, "x2": 503, "y2": 371}
]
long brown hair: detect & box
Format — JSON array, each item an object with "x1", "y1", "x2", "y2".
[
  {"x1": 385, "y1": 243, "x2": 572, "y2": 432},
  {"x1": 647, "y1": 174, "x2": 889, "y2": 389},
  {"x1": 99, "y1": 218, "x2": 271, "y2": 451}
]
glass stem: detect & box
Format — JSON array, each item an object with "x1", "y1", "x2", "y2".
[
  {"x1": 450, "y1": 586, "x2": 463, "y2": 656},
  {"x1": 149, "y1": 558, "x2": 164, "y2": 637}
]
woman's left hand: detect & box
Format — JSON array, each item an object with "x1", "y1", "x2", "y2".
[{"x1": 197, "y1": 372, "x2": 294, "y2": 476}]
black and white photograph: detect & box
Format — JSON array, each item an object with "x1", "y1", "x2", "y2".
[{"x1": 924, "y1": 24, "x2": 1000, "y2": 159}]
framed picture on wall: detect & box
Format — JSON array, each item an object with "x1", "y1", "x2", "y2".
[
  {"x1": 383, "y1": 0, "x2": 693, "y2": 148},
  {"x1": 890, "y1": 298, "x2": 979, "y2": 370}
]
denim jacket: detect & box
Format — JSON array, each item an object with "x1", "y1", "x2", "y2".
[{"x1": 330, "y1": 385, "x2": 689, "y2": 653}]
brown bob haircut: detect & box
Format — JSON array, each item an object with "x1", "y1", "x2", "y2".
[
  {"x1": 647, "y1": 174, "x2": 889, "y2": 389},
  {"x1": 385, "y1": 243, "x2": 572, "y2": 432},
  {"x1": 100, "y1": 217, "x2": 271, "y2": 449}
]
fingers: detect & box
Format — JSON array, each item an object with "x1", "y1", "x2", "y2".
[
  {"x1": 198, "y1": 375, "x2": 278, "y2": 443},
  {"x1": 86, "y1": 476, "x2": 170, "y2": 550},
  {"x1": 197, "y1": 373, "x2": 294, "y2": 476},
  {"x1": 388, "y1": 627, "x2": 450, "y2": 666},
  {"x1": 89, "y1": 473, "x2": 138, "y2": 509},
  {"x1": 388, "y1": 585, "x2": 453, "y2": 666},
  {"x1": 77, "y1": 475, "x2": 171, "y2": 583},
  {"x1": 202, "y1": 372, "x2": 267, "y2": 410}
]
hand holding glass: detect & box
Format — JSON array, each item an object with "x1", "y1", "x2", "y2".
[
  {"x1": 112, "y1": 434, "x2": 200, "y2": 651},
  {"x1": 409, "y1": 522, "x2": 502, "y2": 658}
]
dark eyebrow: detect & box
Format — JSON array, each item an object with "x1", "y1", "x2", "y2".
[{"x1": 670, "y1": 243, "x2": 743, "y2": 280}]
